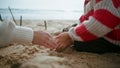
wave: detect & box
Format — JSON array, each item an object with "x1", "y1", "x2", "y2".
[{"x1": 0, "y1": 8, "x2": 83, "y2": 20}]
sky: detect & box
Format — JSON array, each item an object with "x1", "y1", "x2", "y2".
[{"x1": 0, "y1": 0, "x2": 84, "y2": 10}]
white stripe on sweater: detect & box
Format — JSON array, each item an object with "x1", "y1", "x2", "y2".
[
  {"x1": 83, "y1": 16, "x2": 112, "y2": 37},
  {"x1": 118, "y1": 7, "x2": 120, "y2": 15},
  {"x1": 94, "y1": 0, "x2": 120, "y2": 18},
  {"x1": 104, "y1": 37, "x2": 120, "y2": 46},
  {"x1": 84, "y1": 0, "x2": 94, "y2": 14}
]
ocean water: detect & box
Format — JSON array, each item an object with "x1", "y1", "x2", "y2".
[{"x1": 0, "y1": 9, "x2": 83, "y2": 20}]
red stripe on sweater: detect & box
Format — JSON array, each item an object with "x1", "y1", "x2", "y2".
[
  {"x1": 84, "y1": 0, "x2": 90, "y2": 5},
  {"x1": 93, "y1": 9, "x2": 120, "y2": 29},
  {"x1": 96, "y1": 0, "x2": 102, "y2": 4},
  {"x1": 75, "y1": 24, "x2": 97, "y2": 41},
  {"x1": 106, "y1": 29, "x2": 120, "y2": 40},
  {"x1": 79, "y1": 9, "x2": 94, "y2": 23},
  {"x1": 112, "y1": 0, "x2": 120, "y2": 9}
]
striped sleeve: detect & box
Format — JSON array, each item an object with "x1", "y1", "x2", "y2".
[
  {"x1": 79, "y1": 0, "x2": 94, "y2": 23},
  {"x1": 68, "y1": 0, "x2": 120, "y2": 42}
]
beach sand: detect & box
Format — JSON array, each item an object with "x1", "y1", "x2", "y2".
[{"x1": 0, "y1": 20, "x2": 120, "y2": 68}]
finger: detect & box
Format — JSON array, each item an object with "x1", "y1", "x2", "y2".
[
  {"x1": 55, "y1": 42, "x2": 62, "y2": 51},
  {"x1": 53, "y1": 31, "x2": 62, "y2": 36},
  {"x1": 45, "y1": 43, "x2": 55, "y2": 49},
  {"x1": 46, "y1": 39, "x2": 58, "y2": 49},
  {"x1": 60, "y1": 43, "x2": 69, "y2": 52},
  {"x1": 58, "y1": 43, "x2": 68, "y2": 52},
  {"x1": 56, "y1": 45, "x2": 61, "y2": 52},
  {"x1": 54, "y1": 36, "x2": 64, "y2": 51},
  {"x1": 40, "y1": 39, "x2": 53, "y2": 49},
  {"x1": 55, "y1": 35, "x2": 61, "y2": 39},
  {"x1": 43, "y1": 31, "x2": 52, "y2": 38},
  {"x1": 49, "y1": 41, "x2": 58, "y2": 49},
  {"x1": 55, "y1": 38, "x2": 63, "y2": 47},
  {"x1": 55, "y1": 38, "x2": 61, "y2": 46},
  {"x1": 47, "y1": 32, "x2": 54, "y2": 38},
  {"x1": 43, "y1": 42, "x2": 54, "y2": 49},
  {"x1": 56, "y1": 43, "x2": 65, "y2": 52}
]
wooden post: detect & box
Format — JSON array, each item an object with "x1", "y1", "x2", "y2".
[
  {"x1": 0, "y1": 14, "x2": 3, "y2": 21},
  {"x1": 20, "y1": 16, "x2": 22, "y2": 26},
  {"x1": 44, "y1": 20, "x2": 47, "y2": 30},
  {"x1": 8, "y1": 6, "x2": 17, "y2": 24}
]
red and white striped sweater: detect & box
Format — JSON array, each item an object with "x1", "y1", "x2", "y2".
[{"x1": 68, "y1": 0, "x2": 120, "y2": 46}]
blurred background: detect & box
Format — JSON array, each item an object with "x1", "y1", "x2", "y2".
[{"x1": 0, "y1": 0, "x2": 84, "y2": 20}]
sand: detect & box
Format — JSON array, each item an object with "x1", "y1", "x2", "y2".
[{"x1": 0, "y1": 20, "x2": 120, "y2": 68}]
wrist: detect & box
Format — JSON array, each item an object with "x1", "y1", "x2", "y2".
[
  {"x1": 32, "y1": 31, "x2": 38, "y2": 44},
  {"x1": 67, "y1": 32, "x2": 74, "y2": 44},
  {"x1": 68, "y1": 27, "x2": 83, "y2": 41}
]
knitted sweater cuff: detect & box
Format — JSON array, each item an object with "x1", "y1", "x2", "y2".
[
  {"x1": 68, "y1": 27, "x2": 83, "y2": 41},
  {"x1": 12, "y1": 26, "x2": 34, "y2": 43}
]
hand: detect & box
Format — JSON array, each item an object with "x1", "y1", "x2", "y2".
[
  {"x1": 55, "y1": 32, "x2": 74, "y2": 52},
  {"x1": 32, "y1": 31, "x2": 57, "y2": 49}
]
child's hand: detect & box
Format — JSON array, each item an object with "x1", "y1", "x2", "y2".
[
  {"x1": 55, "y1": 32, "x2": 73, "y2": 52},
  {"x1": 32, "y1": 31, "x2": 57, "y2": 49}
]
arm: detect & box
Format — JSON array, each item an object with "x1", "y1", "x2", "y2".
[
  {"x1": 79, "y1": 0, "x2": 93, "y2": 23},
  {"x1": 0, "y1": 20, "x2": 33, "y2": 47},
  {"x1": 0, "y1": 20, "x2": 57, "y2": 49},
  {"x1": 69, "y1": 0, "x2": 120, "y2": 42},
  {"x1": 55, "y1": 0, "x2": 120, "y2": 51}
]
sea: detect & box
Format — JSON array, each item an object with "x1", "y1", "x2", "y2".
[{"x1": 0, "y1": 8, "x2": 83, "y2": 20}]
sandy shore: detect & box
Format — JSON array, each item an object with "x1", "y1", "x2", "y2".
[{"x1": 0, "y1": 20, "x2": 120, "y2": 68}]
